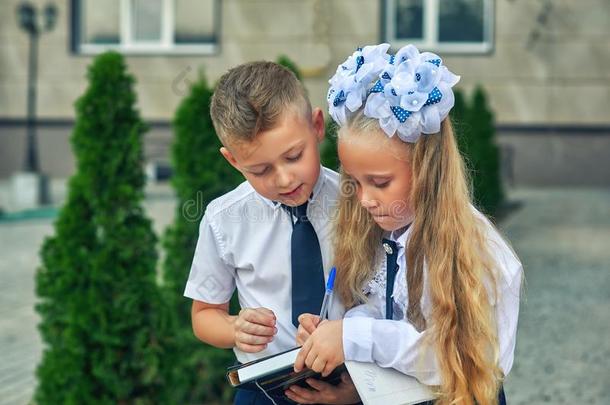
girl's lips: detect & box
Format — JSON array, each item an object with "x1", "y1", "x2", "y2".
[{"x1": 369, "y1": 211, "x2": 388, "y2": 218}]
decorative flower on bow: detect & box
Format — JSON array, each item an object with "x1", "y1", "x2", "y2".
[
  {"x1": 327, "y1": 43, "x2": 391, "y2": 126},
  {"x1": 328, "y1": 43, "x2": 460, "y2": 143}
]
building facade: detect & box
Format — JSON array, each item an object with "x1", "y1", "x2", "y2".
[{"x1": 1, "y1": 0, "x2": 609, "y2": 186}]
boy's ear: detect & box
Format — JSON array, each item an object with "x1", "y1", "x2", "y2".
[
  {"x1": 311, "y1": 107, "x2": 326, "y2": 143},
  {"x1": 220, "y1": 146, "x2": 242, "y2": 173}
]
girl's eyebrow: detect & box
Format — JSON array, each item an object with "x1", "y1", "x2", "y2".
[
  {"x1": 365, "y1": 173, "x2": 393, "y2": 180},
  {"x1": 343, "y1": 171, "x2": 392, "y2": 180}
]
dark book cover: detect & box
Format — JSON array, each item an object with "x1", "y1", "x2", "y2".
[{"x1": 227, "y1": 347, "x2": 346, "y2": 400}]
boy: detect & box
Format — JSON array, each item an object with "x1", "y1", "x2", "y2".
[{"x1": 183, "y1": 62, "x2": 360, "y2": 404}]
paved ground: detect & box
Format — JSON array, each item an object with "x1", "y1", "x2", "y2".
[
  {"x1": 0, "y1": 187, "x2": 608, "y2": 404},
  {"x1": 501, "y1": 188, "x2": 610, "y2": 404}
]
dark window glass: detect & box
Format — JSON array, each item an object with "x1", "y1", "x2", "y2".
[
  {"x1": 395, "y1": 0, "x2": 424, "y2": 40},
  {"x1": 438, "y1": 0, "x2": 484, "y2": 43},
  {"x1": 82, "y1": 0, "x2": 120, "y2": 44},
  {"x1": 175, "y1": 0, "x2": 216, "y2": 44}
]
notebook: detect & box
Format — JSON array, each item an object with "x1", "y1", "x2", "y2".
[
  {"x1": 226, "y1": 346, "x2": 346, "y2": 400},
  {"x1": 226, "y1": 348, "x2": 436, "y2": 404},
  {"x1": 345, "y1": 360, "x2": 436, "y2": 405}
]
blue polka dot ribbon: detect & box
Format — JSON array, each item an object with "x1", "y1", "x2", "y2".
[
  {"x1": 390, "y1": 106, "x2": 412, "y2": 123},
  {"x1": 333, "y1": 90, "x2": 346, "y2": 107},
  {"x1": 369, "y1": 80, "x2": 384, "y2": 94},
  {"x1": 423, "y1": 87, "x2": 443, "y2": 106},
  {"x1": 356, "y1": 55, "x2": 365, "y2": 72}
]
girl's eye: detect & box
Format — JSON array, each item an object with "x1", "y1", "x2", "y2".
[
  {"x1": 286, "y1": 151, "x2": 303, "y2": 162},
  {"x1": 374, "y1": 181, "x2": 389, "y2": 189}
]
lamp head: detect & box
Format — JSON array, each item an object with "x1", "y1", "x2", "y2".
[
  {"x1": 44, "y1": 3, "x2": 57, "y2": 31},
  {"x1": 17, "y1": 2, "x2": 36, "y2": 34}
]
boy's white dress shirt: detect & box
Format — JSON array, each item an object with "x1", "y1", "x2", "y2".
[{"x1": 184, "y1": 167, "x2": 343, "y2": 363}]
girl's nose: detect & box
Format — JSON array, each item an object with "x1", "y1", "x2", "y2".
[{"x1": 360, "y1": 196, "x2": 378, "y2": 210}]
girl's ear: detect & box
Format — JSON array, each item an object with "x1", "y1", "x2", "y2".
[{"x1": 311, "y1": 107, "x2": 326, "y2": 143}]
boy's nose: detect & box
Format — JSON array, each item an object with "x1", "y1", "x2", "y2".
[{"x1": 275, "y1": 166, "x2": 293, "y2": 188}]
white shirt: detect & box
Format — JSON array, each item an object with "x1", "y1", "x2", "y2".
[
  {"x1": 184, "y1": 167, "x2": 343, "y2": 363},
  {"x1": 342, "y1": 210, "x2": 523, "y2": 385}
]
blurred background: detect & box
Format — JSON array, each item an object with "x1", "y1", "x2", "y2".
[{"x1": 1, "y1": 0, "x2": 609, "y2": 404}]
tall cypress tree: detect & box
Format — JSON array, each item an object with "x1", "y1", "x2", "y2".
[
  {"x1": 321, "y1": 119, "x2": 339, "y2": 171},
  {"x1": 467, "y1": 86, "x2": 504, "y2": 215},
  {"x1": 277, "y1": 55, "x2": 303, "y2": 82},
  {"x1": 452, "y1": 87, "x2": 504, "y2": 215},
  {"x1": 35, "y1": 51, "x2": 165, "y2": 404},
  {"x1": 161, "y1": 72, "x2": 242, "y2": 403},
  {"x1": 451, "y1": 88, "x2": 469, "y2": 154}
]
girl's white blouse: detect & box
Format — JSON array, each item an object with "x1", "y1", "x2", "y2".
[{"x1": 342, "y1": 212, "x2": 523, "y2": 386}]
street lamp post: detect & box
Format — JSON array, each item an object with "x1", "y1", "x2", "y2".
[{"x1": 16, "y1": 2, "x2": 57, "y2": 173}]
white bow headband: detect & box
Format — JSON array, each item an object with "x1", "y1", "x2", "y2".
[{"x1": 327, "y1": 43, "x2": 460, "y2": 143}]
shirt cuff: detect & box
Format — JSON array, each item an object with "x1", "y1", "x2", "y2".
[{"x1": 342, "y1": 317, "x2": 374, "y2": 363}]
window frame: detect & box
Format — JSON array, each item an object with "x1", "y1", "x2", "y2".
[
  {"x1": 383, "y1": 0, "x2": 495, "y2": 54},
  {"x1": 71, "y1": 0, "x2": 220, "y2": 55}
]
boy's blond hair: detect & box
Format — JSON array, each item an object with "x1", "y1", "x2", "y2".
[{"x1": 210, "y1": 61, "x2": 311, "y2": 144}]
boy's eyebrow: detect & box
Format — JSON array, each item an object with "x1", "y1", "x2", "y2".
[{"x1": 243, "y1": 141, "x2": 306, "y2": 170}]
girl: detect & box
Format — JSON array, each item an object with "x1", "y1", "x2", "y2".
[{"x1": 291, "y1": 44, "x2": 522, "y2": 405}]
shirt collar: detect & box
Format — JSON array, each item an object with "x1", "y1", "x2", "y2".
[
  {"x1": 255, "y1": 165, "x2": 326, "y2": 210},
  {"x1": 388, "y1": 221, "x2": 413, "y2": 249}
]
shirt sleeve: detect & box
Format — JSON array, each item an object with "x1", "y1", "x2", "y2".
[
  {"x1": 343, "y1": 316, "x2": 440, "y2": 385},
  {"x1": 342, "y1": 255, "x2": 523, "y2": 386},
  {"x1": 183, "y1": 213, "x2": 236, "y2": 304},
  {"x1": 496, "y1": 261, "x2": 523, "y2": 376},
  {"x1": 344, "y1": 295, "x2": 384, "y2": 319}
]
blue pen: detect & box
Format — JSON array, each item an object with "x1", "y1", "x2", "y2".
[{"x1": 319, "y1": 267, "x2": 336, "y2": 320}]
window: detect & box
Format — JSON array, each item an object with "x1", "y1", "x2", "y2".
[
  {"x1": 72, "y1": 0, "x2": 219, "y2": 55},
  {"x1": 384, "y1": 0, "x2": 494, "y2": 54}
]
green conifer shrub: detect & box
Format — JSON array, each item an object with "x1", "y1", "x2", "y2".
[
  {"x1": 161, "y1": 72, "x2": 242, "y2": 403},
  {"x1": 465, "y1": 86, "x2": 504, "y2": 215},
  {"x1": 451, "y1": 87, "x2": 504, "y2": 215},
  {"x1": 35, "y1": 51, "x2": 165, "y2": 404}
]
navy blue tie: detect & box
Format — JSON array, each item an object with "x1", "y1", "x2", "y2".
[
  {"x1": 283, "y1": 201, "x2": 325, "y2": 327},
  {"x1": 382, "y1": 238, "x2": 399, "y2": 320}
]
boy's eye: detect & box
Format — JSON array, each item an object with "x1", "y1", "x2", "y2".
[
  {"x1": 286, "y1": 151, "x2": 303, "y2": 162},
  {"x1": 251, "y1": 167, "x2": 269, "y2": 177}
]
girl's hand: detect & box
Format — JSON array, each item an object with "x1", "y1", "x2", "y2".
[
  {"x1": 284, "y1": 372, "x2": 361, "y2": 404},
  {"x1": 296, "y1": 313, "x2": 321, "y2": 346},
  {"x1": 294, "y1": 320, "x2": 345, "y2": 377},
  {"x1": 233, "y1": 307, "x2": 277, "y2": 353}
]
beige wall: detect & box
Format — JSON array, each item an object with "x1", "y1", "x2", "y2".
[
  {"x1": 1, "y1": 0, "x2": 609, "y2": 186},
  {"x1": 1, "y1": 0, "x2": 609, "y2": 125}
]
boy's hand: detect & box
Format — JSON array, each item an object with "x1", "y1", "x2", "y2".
[
  {"x1": 294, "y1": 320, "x2": 345, "y2": 377},
  {"x1": 296, "y1": 313, "x2": 321, "y2": 346},
  {"x1": 285, "y1": 372, "x2": 361, "y2": 404},
  {"x1": 233, "y1": 307, "x2": 277, "y2": 353}
]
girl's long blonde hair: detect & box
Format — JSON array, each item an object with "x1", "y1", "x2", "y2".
[{"x1": 334, "y1": 112, "x2": 503, "y2": 405}]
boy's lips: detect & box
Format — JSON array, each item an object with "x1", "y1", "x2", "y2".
[{"x1": 279, "y1": 184, "x2": 303, "y2": 198}]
